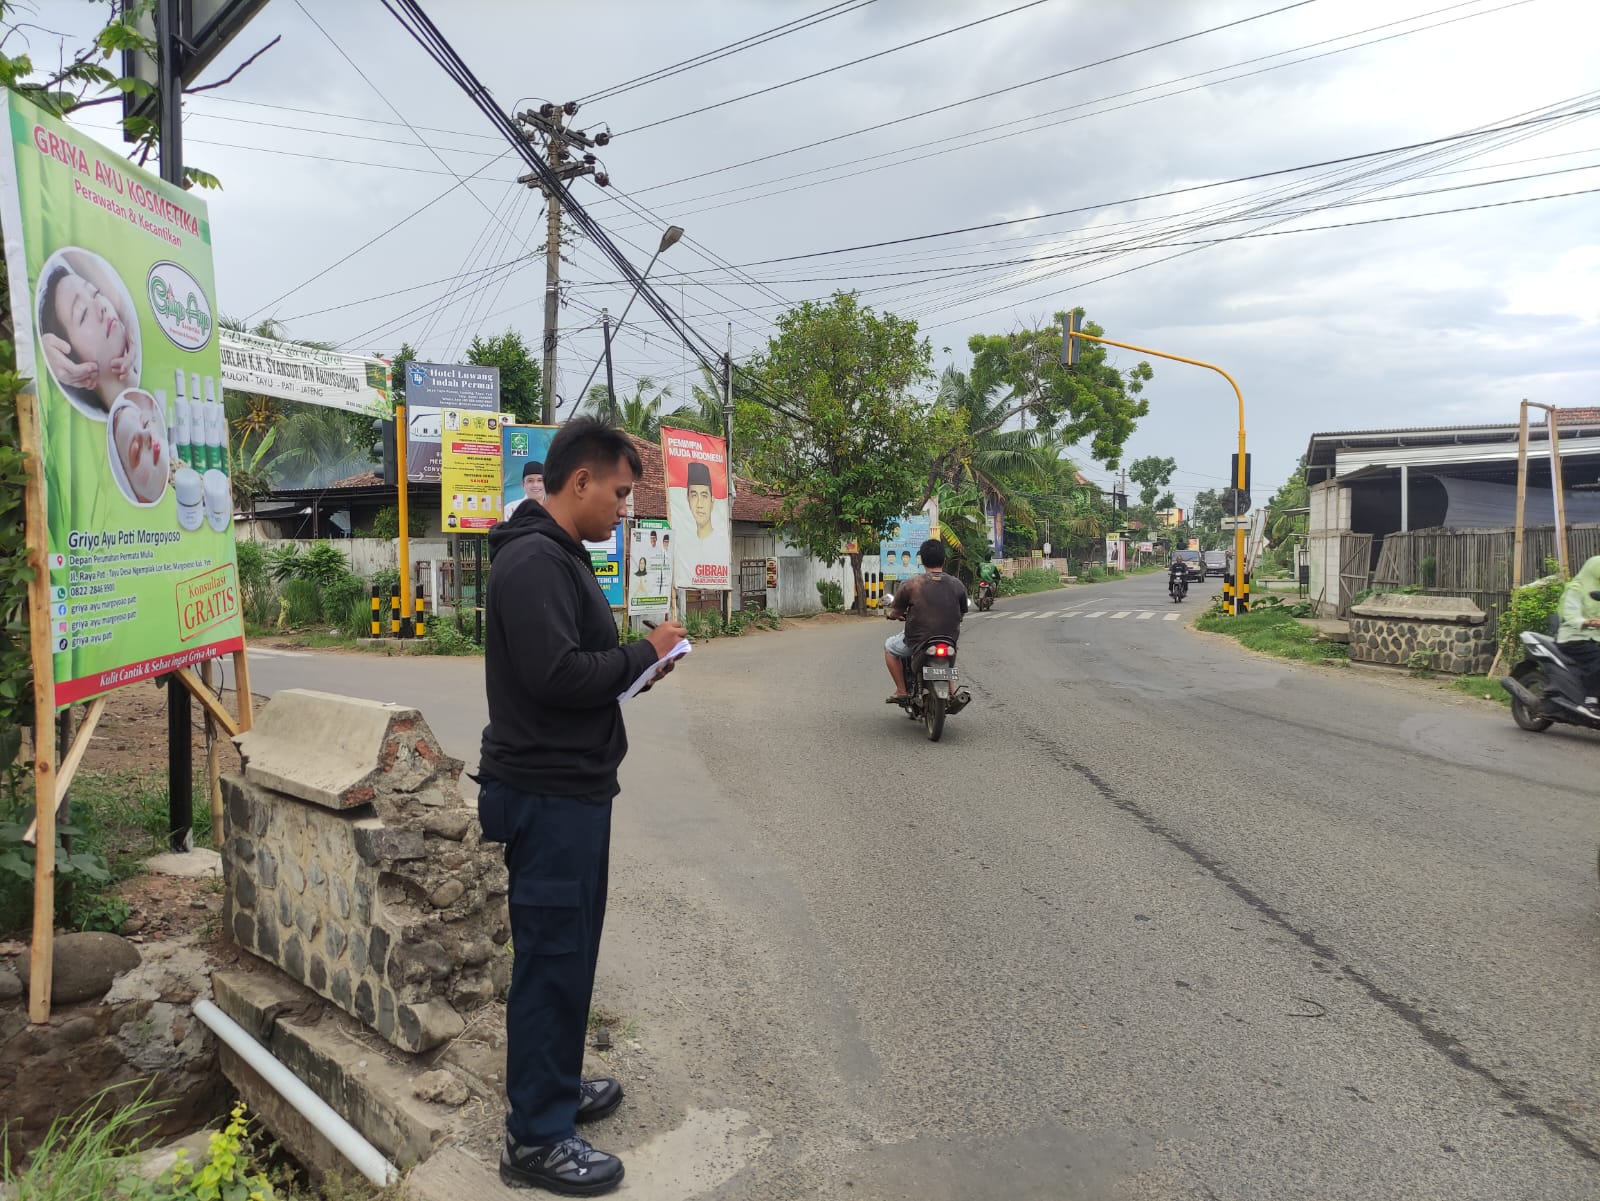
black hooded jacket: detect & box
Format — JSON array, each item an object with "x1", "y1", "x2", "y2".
[{"x1": 478, "y1": 502, "x2": 659, "y2": 800}]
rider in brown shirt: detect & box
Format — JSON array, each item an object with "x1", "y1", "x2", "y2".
[{"x1": 885, "y1": 538, "x2": 968, "y2": 702}]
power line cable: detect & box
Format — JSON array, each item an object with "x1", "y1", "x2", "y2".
[
  {"x1": 606, "y1": 0, "x2": 1532, "y2": 227},
  {"x1": 623, "y1": 0, "x2": 1061, "y2": 137},
  {"x1": 605, "y1": 0, "x2": 1323, "y2": 199},
  {"x1": 580, "y1": 0, "x2": 877, "y2": 104}
]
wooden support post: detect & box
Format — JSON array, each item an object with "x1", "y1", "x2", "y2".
[
  {"x1": 18, "y1": 389, "x2": 57, "y2": 1024},
  {"x1": 21, "y1": 695, "x2": 108, "y2": 848},
  {"x1": 201, "y1": 659, "x2": 224, "y2": 843},
  {"x1": 174, "y1": 667, "x2": 241, "y2": 739},
  {"x1": 233, "y1": 648, "x2": 254, "y2": 733},
  {"x1": 1512, "y1": 400, "x2": 1530, "y2": 590},
  {"x1": 1548, "y1": 409, "x2": 1569, "y2": 577}
]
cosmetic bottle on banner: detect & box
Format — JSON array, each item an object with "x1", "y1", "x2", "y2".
[{"x1": 173, "y1": 369, "x2": 192, "y2": 467}]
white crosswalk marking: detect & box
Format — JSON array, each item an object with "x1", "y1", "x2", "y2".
[
  {"x1": 1084, "y1": 611, "x2": 1105, "y2": 618},
  {"x1": 1164, "y1": 612, "x2": 1181, "y2": 621},
  {"x1": 1137, "y1": 611, "x2": 1155, "y2": 620},
  {"x1": 1007, "y1": 612, "x2": 1032, "y2": 620},
  {"x1": 1109, "y1": 611, "x2": 1131, "y2": 619},
  {"x1": 1032, "y1": 612, "x2": 1054, "y2": 619}
]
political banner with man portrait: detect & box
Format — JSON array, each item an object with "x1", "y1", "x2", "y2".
[{"x1": 661, "y1": 426, "x2": 731, "y2": 592}]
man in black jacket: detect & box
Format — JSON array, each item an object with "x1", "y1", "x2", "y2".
[{"x1": 479, "y1": 418, "x2": 686, "y2": 1195}]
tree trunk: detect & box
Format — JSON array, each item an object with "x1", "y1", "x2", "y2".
[{"x1": 850, "y1": 550, "x2": 865, "y2": 614}]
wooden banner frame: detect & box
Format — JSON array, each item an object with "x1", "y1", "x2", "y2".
[{"x1": 16, "y1": 389, "x2": 254, "y2": 1024}]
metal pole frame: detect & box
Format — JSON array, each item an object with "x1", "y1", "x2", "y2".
[{"x1": 1069, "y1": 330, "x2": 1250, "y2": 614}]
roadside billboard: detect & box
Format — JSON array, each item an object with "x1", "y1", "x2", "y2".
[
  {"x1": 220, "y1": 328, "x2": 390, "y2": 416},
  {"x1": 661, "y1": 426, "x2": 731, "y2": 591},
  {"x1": 402, "y1": 361, "x2": 498, "y2": 483},
  {"x1": 500, "y1": 423, "x2": 619, "y2": 602},
  {"x1": 500, "y1": 423, "x2": 555, "y2": 521},
  {"x1": 627, "y1": 518, "x2": 672, "y2": 614},
  {"x1": 880, "y1": 514, "x2": 932, "y2": 582},
  {"x1": 0, "y1": 93, "x2": 243, "y2": 704},
  {"x1": 440, "y1": 409, "x2": 509, "y2": 534}
]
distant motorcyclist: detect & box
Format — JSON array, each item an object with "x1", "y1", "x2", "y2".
[
  {"x1": 885, "y1": 538, "x2": 968, "y2": 703},
  {"x1": 1167, "y1": 556, "x2": 1189, "y2": 600},
  {"x1": 977, "y1": 556, "x2": 1000, "y2": 599}
]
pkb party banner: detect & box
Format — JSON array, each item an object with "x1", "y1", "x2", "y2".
[{"x1": 0, "y1": 94, "x2": 243, "y2": 704}]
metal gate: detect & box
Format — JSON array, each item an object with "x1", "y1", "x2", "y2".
[
  {"x1": 739, "y1": 559, "x2": 768, "y2": 611},
  {"x1": 1337, "y1": 533, "x2": 1374, "y2": 618}
]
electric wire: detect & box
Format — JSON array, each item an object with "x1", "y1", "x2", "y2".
[
  {"x1": 623, "y1": 0, "x2": 1062, "y2": 137},
  {"x1": 579, "y1": 0, "x2": 879, "y2": 104}
]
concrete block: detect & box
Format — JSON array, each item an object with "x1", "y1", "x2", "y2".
[{"x1": 235, "y1": 690, "x2": 441, "y2": 811}]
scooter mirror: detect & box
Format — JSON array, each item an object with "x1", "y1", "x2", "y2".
[
  {"x1": 883, "y1": 593, "x2": 894, "y2": 606},
  {"x1": 1589, "y1": 591, "x2": 1600, "y2": 601}
]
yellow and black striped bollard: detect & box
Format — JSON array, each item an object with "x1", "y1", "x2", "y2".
[{"x1": 369, "y1": 586, "x2": 381, "y2": 637}]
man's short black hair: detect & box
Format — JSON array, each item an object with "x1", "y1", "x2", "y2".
[
  {"x1": 522, "y1": 460, "x2": 545, "y2": 479},
  {"x1": 919, "y1": 538, "x2": 946, "y2": 568},
  {"x1": 543, "y1": 418, "x2": 641, "y2": 493}
]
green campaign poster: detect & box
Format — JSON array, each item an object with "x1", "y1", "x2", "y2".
[{"x1": 0, "y1": 94, "x2": 243, "y2": 705}]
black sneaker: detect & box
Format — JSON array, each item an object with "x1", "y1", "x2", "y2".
[
  {"x1": 500, "y1": 1134, "x2": 624, "y2": 1196},
  {"x1": 576, "y1": 1077, "x2": 624, "y2": 1124}
]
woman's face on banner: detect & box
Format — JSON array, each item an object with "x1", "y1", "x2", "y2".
[
  {"x1": 54, "y1": 273, "x2": 130, "y2": 391},
  {"x1": 113, "y1": 393, "x2": 167, "y2": 503}
]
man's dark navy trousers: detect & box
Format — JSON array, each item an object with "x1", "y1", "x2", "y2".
[{"x1": 478, "y1": 777, "x2": 611, "y2": 1147}]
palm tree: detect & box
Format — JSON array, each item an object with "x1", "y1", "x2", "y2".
[
  {"x1": 931, "y1": 366, "x2": 1050, "y2": 529},
  {"x1": 583, "y1": 376, "x2": 672, "y2": 440}
]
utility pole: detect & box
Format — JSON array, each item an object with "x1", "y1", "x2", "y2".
[
  {"x1": 602, "y1": 309, "x2": 617, "y2": 425},
  {"x1": 515, "y1": 103, "x2": 611, "y2": 425}
]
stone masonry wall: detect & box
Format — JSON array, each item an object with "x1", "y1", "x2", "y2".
[
  {"x1": 222, "y1": 692, "x2": 508, "y2": 1053},
  {"x1": 1348, "y1": 616, "x2": 1495, "y2": 674}
]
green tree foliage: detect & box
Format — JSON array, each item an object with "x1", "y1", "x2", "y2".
[
  {"x1": 740, "y1": 293, "x2": 951, "y2": 606},
  {"x1": 1190, "y1": 488, "x2": 1223, "y2": 549},
  {"x1": 583, "y1": 375, "x2": 672, "y2": 440},
  {"x1": 966, "y1": 309, "x2": 1152, "y2": 469},
  {"x1": 466, "y1": 329, "x2": 542, "y2": 425},
  {"x1": 1128, "y1": 455, "x2": 1177, "y2": 511},
  {"x1": 0, "y1": 1, "x2": 222, "y2": 189}
]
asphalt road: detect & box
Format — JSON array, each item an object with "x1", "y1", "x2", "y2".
[{"x1": 245, "y1": 579, "x2": 1600, "y2": 1199}]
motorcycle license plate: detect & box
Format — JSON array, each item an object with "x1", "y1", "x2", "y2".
[{"x1": 922, "y1": 665, "x2": 954, "y2": 680}]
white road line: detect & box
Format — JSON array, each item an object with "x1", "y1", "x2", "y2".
[
  {"x1": 1032, "y1": 612, "x2": 1054, "y2": 619},
  {"x1": 1007, "y1": 612, "x2": 1033, "y2": 620},
  {"x1": 1164, "y1": 612, "x2": 1181, "y2": 621},
  {"x1": 247, "y1": 647, "x2": 310, "y2": 659},
  {"x1": 1109, "y1": 611, "x2": 1131, "y2": 620},
  {"x1": 1084, "y1": 611, "x2": 1106, "y2": 619},
  {"x1": 1137, "y1": 611, "x2": 1155, "y2": 620}
]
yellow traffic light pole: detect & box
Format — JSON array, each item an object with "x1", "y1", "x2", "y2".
[{"x1": 1066, "y1": 327, "x2": 1250, "y2": 614}]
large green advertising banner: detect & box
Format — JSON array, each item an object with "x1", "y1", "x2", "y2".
[{"x1": 0, "y1": 94, "x2": 243, "y2": 706}]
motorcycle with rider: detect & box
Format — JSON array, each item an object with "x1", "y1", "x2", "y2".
[{"x1": 884, "y1": 538, "x2": 972, "y2": 741}]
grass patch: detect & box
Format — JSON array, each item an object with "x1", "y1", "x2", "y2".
[
  {"x1": 1000, "y1": 567, "x2": 1066, "y2": 597},
  {"x1": 1448, "y1": 674, "x2": 1510, "y2": 706},
  {"x1": 1194, "y1": 606, "x2": 1349, "y2": 664},
  {"x1": 0, "y1": 769, "x2": 205, "y2": 937}
]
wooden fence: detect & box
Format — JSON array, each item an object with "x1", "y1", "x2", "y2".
[{"x1": 1369, "y1": 524, "x2": 1600, "y2": 634}]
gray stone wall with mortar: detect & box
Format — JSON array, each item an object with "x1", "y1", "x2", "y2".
[
  {"x1": 222, "y1": 692, "x2": 508, "y2": 1053},
  {"x1": 1348, "y1": 615, "x2": 1496, "y2": 674}
]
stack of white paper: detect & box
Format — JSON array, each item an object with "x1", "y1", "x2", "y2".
[{"x1": 618, "y1": 639, "x2": 691, "y2": 703}]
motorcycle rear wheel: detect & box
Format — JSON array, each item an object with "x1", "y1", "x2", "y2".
[
  {"x1": 924, "y1": 693, "x2": 946, "y2": 742},
  {"x1": 1510, "y1": 666, "x2": 1554, "y2": 732}
]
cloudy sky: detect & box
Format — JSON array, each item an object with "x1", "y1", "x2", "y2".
[{"x1": 38, "y1": 0, "x2": 1600, "y2": 508}]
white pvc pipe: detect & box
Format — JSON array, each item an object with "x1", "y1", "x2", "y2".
[{"x1": 193, "y1": 999, "x2": 399, "y2": 1187}]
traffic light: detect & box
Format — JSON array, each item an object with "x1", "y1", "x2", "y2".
[{"x1": 1061, "y1": 310, "x2": 1083, "y2": 367}]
